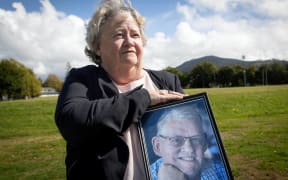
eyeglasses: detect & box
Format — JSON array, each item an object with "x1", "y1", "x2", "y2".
[{"x1": 158, "y1": 134, "x2": 205, "y2": 147}]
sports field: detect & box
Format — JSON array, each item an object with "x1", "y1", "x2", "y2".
[{"x1": 0, "y1": 85, "x2": 287, "y2": 179}]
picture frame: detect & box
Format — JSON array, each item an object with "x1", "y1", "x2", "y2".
[{"x1": 138, "y1": 92, "x2": 233, "y2": 180}]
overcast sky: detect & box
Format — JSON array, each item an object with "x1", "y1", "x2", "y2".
[{"x1": 0, "y1": 0, "x2": 287, "y2": 80}]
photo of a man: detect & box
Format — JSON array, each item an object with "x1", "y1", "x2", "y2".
[{"x1": 148, "y1": 104, "x2": 227, "y2": 180}]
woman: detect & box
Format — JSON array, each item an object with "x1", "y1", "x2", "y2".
[{"x1": 55, "y1": 0, "x2": 184, "y2": 179}]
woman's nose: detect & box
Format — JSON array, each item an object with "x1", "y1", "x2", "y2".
[{"x1": 124, "y1": 35, "x2": 134, "y2": 46}]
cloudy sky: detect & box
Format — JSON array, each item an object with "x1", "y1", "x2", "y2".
[{"x1": 0, "y1": 0, "x2": 287, "y2": 80}]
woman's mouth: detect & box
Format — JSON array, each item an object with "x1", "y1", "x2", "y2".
[{"x1": 121, "y1": 49, "x2": 135, "y2": 54}]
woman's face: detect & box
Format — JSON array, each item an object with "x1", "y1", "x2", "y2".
[{"x1": 96, "y1": 11, "x2": 144, "y2": 76}]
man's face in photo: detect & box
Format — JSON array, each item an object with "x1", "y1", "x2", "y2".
[{"x1": 153, "y1": 118, "x2": 206, "y2": 178}]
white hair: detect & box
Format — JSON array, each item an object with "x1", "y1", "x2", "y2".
[
  {"x1": 85, "y1": 0, "x2": 146, "y2": 65},
  {"x1": 156, "y1": 105, "x2": 205, "y2": 135}
]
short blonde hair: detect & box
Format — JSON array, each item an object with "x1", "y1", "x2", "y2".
[{"x1": 85, "y1": 0, "x2": 146, "y2": 65}]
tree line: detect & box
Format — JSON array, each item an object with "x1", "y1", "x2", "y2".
[
  {"x1": 165, "y1": 61, "x2": 288, "y2": 88},
  {"x1": 0, "y1": 59, "x2": 63, "y2": 100},
  {"x1": 1, "y1": 58, "x2": 287, "y2": 99}
]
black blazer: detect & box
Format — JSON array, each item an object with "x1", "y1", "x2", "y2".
[{"x1": 55, "y1": 65, "x2": 183, "y2": 180}]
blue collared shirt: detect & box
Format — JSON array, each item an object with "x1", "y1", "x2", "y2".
[{"x1": 150, "y1": 158, "x2": 228, "y2": 180}]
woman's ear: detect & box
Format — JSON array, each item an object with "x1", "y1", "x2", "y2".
[
  {"x1": 152, "y1": 136, "x2": 162, "y2": 156},
  {"x1": 95, "y1": 47, "x2": 101, "y2": 57},
  {"x1": 94, "y1": 42, "x2": 101, "y2": 56}
]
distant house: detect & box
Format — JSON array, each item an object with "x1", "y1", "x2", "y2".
[
  {"x1": 40, "y1": 87, "x2": 59, "y2": 97},
  {"x1": 1, "y1": 95, "x2": 8, "y2": 101}
]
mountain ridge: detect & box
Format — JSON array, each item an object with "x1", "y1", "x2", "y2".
[{"x1": 176, "y1": 55, "x2": 288, "y2": 73}]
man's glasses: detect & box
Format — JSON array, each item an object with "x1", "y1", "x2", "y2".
[{"x1": 159, "y1": 134, "x2": 206, "y2": 147}]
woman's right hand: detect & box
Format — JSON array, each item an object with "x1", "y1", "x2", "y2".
[{"x1": 149, "y1": 90, "x2": 184, "y2": 106}]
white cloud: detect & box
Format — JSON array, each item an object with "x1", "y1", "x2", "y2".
[
  {"x1": 143, "y1": 0, "x2": 288, "y2": 70},
  {"x1": 257, "y1": 0, "x2": 288, "y2": 18},
  {"x1": 0, "y1": 0, "x2": 287, "y2": 79},
  {"x1": 0, "y1": 0, "x2": 91, "y2": 80},
  {"x1": 187, "y1": 0, "x2": 230, "y2": 12}
]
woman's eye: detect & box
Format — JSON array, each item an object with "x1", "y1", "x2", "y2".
[
  {"x1": 114, "y1": 33, "x2": 123, "y2": 38},
  {"x1": 132, "y1": 33, "x2": 140, "y2": 38}
]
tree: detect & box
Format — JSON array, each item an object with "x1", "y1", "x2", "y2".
[
  {"x1": 163, "y1": 66, "x2": 189, "y2": 88},
  {"x1": 25, "y1": 68, "x2": 42, "y2": 97},
  {"x1": 231, "y1": 65, "x2": 244, "y2": 86},
  {"x1": 255, "y1": 64, "x2": 269, "y2": 85},
  {"x1": 246, "y1": 65, "x2": 257, "y2": 86},
  {"x1": 43, "y1": 74, "x2": 63, "y2": 92},
  {"x1": 0, "y1": 59, "x2": 42, "y2": 99},
  {"x1": 268, "y1": 62, "x2": 286, "y2": 84},
  {"x1": 188, "y1": 62, "x2": 217, "y2": 88},
  {"x1": 284, "y1": 64, "x2": 288, "y2": 83},
  {"x1": 217, "y1": 66, "x2": 234, "y2": 87}
]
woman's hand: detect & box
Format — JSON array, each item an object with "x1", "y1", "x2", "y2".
[
  {"x1": 149, "y1": 90, "x2": 184, "y2": 106},
  {"x1": 158, "y1": 163, "x2": 187, "y2": 180}
]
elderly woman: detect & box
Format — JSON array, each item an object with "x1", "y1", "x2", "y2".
[{"x1": 55, "y1": 0, "x2": 184, "y2": 179}]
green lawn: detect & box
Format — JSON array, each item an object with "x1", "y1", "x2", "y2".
[
  {"x1": 185, "y1": 85, "x2": 288, "y2": 179},
  {"x1": 0, "y1": 85, "x2": 288, "y2": 179},
  {"x1": 0, "y1": 97, "x2": 65, "y2": 179}
]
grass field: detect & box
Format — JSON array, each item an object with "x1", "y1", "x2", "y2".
[{"x1": 0, "y1": 85, "x2": 287, "y2": 179}]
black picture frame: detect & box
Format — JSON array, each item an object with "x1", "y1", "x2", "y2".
[{"x1": 138, "y1": 92, "x2": 233, "y2": 180}]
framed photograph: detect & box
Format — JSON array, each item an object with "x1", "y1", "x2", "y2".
[{"x1": 138, "y1": 92, "x2": 233, "y2": 180}]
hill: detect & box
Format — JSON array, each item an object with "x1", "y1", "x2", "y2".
[{"x1": 176, "y1": 55, "x2": 288, "y2": 73}]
